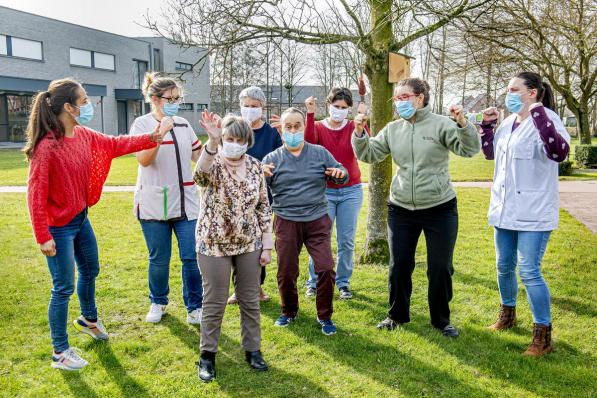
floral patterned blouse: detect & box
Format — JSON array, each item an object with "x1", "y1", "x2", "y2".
[{"x1": 193, "y1": 149, "x2": 273, "y2": 257}]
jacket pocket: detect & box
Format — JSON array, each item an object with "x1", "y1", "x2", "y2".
[
  {"x1": 136, "y1": 183, "x2": 181, "y2": 221},
  {"x1": 515, "y1": 190, "x2": 555, "y2": 222}
]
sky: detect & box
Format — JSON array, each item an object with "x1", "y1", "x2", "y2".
[
  {"x1": 0, "y1": 0, "x2": 457, "y2": 104},
  {"x1": 0, "y1": 0, "x2": 162, "y2": 37}
]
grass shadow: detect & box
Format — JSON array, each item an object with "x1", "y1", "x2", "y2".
[
  {"x1": 60, "y1": 372, "x2": 101, "y2": 398},
  {"x1": 88, "y1": 342, "x2": 151, "y2": 398}
]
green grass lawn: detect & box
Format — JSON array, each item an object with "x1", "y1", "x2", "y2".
[
  {"x1": 0, "y1": 189, "x2": 595, "y2": 397},
  {"x1": 2, "y1": 138, "x2": 593, "y2": 186}
]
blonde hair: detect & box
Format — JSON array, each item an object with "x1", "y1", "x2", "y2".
[{"x1": 142, "y1": 72, "x2": 183, "y2": 104}]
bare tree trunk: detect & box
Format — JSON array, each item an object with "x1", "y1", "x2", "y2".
[{"x1": 359, "y1": 0, "x2": 395, "y2": 265}]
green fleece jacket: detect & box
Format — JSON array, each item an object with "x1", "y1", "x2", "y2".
[{"x1": 352, "y1": 106, "x2": 481, "y2": 210}]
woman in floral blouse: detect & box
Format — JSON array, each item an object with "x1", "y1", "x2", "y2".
[{"x1": 193, "y1": 110, "x2": 272, "y2": 383}]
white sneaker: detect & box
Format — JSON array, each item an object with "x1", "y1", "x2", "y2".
[
  {"x1": 51, "y1": 347, "x2": 88, "y2": 371},
  {"x1": 146, "y1": 303, "x2": 167, "y2": 323},
  {"x1": 187, "y1": 308, "x2": 203, "y2": 325},
  {"x1": 73, "y1": 316, "x2": 109, "y2": 340}
]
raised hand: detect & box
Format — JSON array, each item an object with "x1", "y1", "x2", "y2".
[
  {"x1": 270, "y1": 115, "x2": 282, "y2": 133},
  {"x1": 481, "y1": 107, "x2": 499, "y2": 122},
  {"x1": 449, "y1": 104, "x2": 467, "y2": 127},
  {"x1": 353, "y1": 113, "x2": 368, "y2": 136},
  {"x1": 357, "y1": 102, "x2": 368, "y2": 115},
  {"x1": 40, "y1": 238, "x2": 56, "y2": 257},
  {"x1": 262, "y1": 163, "x2": 275, "y2": 177},
  {"x1": 159, "y1": 116, "x2": 174, "y2": 134},
  {"x1": 200, "y1": 110, "x2": 222, "y2": 144},
  {"x1": 325, "y1": 167, "x2": 345, "y2": 179},
  {"x1": 150, "y1": 122, "x2": 164, "y2": 143},
  {"x1": 305, "y1": 96, "x2": 317, "y2": 114}
]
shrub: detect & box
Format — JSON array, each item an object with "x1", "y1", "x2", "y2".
[{"x1": 575, "y1": 145, "x2": 597, "y2": 168}]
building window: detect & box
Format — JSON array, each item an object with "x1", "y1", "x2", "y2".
[
  {"x1": 153, "y1": 48, "x2": 162, "y2": 71},
  {"x1": 196, "y1": 104, "x2": 208, "y2": 110},
  {"x1": 70, "y1": 48, "x2": 115, "y2": 70},
  {"x1": 133, "y1": 60, "x2": 148, "y2": 89},
  {"x1": 0, "y1": 35, "x2": 43, "y2": 60},
  {"x1": 175, "y1": 61, "x2": 192, "y2": 71},
  {"x1": 0, "y1": 35, "x2": 7, "y2": 55},
  {"x1": 94, "y1": 52, "x2": 115, "y2": 70},
  {"x1": 70, "y1": 48, "x2": 92, "y2": 67},
  {"x1": 5, "y1": 94, "x2": 33, "y2": 142},
  {"x1": 179, "y1": 103, "x2": 193, "y2": 111}
]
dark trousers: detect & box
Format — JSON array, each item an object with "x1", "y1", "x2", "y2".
[
  {"x1": 387, "y1": 198, "x2": 458, "y2": 329},
  {"x1": 274, "y1": 215, "x2": 336, "y2": 320}
]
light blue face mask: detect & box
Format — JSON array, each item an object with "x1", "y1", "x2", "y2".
[
  {"x1": 505, "y1": 92, "x2": 524, "y2": 113},
  {"x1": 395, "y1": 100, "x2": 416, "y2": 119},
  {"x1": 282, "y1": 130, "x2": 304, "y2": 149},
  {"x1": 75, "y1": 102, "x2": 94, "y2": 125},
  {"x1": 163, "y1": 102, "x2": 179, "y2": 117}
]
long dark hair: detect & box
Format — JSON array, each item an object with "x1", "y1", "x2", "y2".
[
  {"x1": 516, "y1": 72, "x2": 555, "y2": 111},
  {"x1": 23, "y1": 78, "x2": 82, "y2": 159}
]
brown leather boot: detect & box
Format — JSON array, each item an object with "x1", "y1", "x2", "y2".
[
  {"x1": 523, "y1": 323, "x2": 553, "y2": 356},
  {"x1": 488, "y1": 304, "x2": 516, "y2": 330}
]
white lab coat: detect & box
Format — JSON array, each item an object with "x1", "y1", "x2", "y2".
[{"x1": 488, "y1": 107, "x2": 570, "y2": 231}]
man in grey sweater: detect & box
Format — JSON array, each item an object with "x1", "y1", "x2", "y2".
[{"x1": 263, "y1": 107, "x2": 348, "y2": 336}]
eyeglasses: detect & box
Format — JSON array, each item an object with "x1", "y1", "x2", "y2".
[
  {"x1": 159, "y1": 96, "x2": 182, "y2": 104},
  {"x1": 393, "y1": 94, "x2": 419, "y2": 101}
]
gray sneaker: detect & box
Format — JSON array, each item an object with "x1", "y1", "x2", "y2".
[
  {"x1": 338, "y1": 287, "x2": 353, "y2": 299},
  {"x1": 305, "y1": 287, "x2": 316, "y2": 298}
]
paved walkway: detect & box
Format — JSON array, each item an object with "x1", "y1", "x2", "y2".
[{"x1": 2, "y1": 181, "x2": 595, "y2": 233}]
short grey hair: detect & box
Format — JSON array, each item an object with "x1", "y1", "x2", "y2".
[
  {"x1": 239, "y1": 86, "x2": 266, "y2": 106},
  {"x1": 221, "y1": 114, "x2": 255, "y2": 148}
]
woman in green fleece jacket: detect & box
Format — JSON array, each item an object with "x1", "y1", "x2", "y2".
[{"x1": 352, "y1": 78, "x2": 480, "y2": 337}]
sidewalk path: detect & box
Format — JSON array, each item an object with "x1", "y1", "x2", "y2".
[{"x1": 2, "y1": 181, "x2": 595, "y2": 233}]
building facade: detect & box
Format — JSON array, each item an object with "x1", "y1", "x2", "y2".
[{"x1": 0, "y1": 6, "x2": 210, "y2": 142}]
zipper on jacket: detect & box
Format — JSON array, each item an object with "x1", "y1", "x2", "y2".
[{"x1": 411, "y1": 122, "x2": 416, "y2": 208}]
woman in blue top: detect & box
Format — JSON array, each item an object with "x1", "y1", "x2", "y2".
[{"x1": 227, "y1": 86, "x2": 282, "y2": 305}]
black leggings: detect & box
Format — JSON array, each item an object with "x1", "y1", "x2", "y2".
[{"x1": 387, "y1": 198, "x2": 458, "y2": 329}]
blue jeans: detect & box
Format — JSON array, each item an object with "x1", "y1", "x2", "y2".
[
  {"x1": 46, "y1": 209, "x2": 99, "y2": 352},
  {"x1": 140, "y1": 218, "x2": 203, "y2": 311},
  {"x1": 494, "y1": 227, "x2": 552, "y2": 325},
  {"x1": 307, "y1": 184, "x2": 363, "y2": 289}
]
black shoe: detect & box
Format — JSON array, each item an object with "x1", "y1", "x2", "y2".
[
  {"x1": 377, "y1": 317, "x2": 401, "y2": 330},
  {"x1": 197, "y1": 351, "x2": 216, "y2": 382},
  {"x1": 245, "y1": 350, "x2": 268, "y2": 371},
  {"x1": 440, "y1": 324, "x2": 459, "y2": 338}
]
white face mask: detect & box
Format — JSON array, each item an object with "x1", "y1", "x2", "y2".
[
  {"x1": 329, "y1": 105, "x2": 349, "y2": 122},
  {"x1": 221, "y1": 141, "x2": 248, "y2": 159},
  {"x1": 240, "y1": 106, "x2": 263, "y2": 123}
]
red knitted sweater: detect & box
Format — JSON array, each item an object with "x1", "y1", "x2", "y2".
[
  {"x1": 27, "y1": 126, "x2": 156, "y2": 244},
  {"x1": 305, "y1": 112, "x2": 369, "y2": 188}
]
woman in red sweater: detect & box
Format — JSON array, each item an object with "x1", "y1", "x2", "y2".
[
  {"x1": 303, "y1": 88, "x2": 368, "y2": 299},
  {"x1": 25, "y1": 78, "x2": 165, "y2": 371}
]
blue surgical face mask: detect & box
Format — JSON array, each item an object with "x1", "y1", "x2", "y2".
[
  {"x1": 163, "y1": 102, "x2": 179, "y2": 117},
  {"x1": 505, "y1": 92, "x2": 524, "y2": 113},
  {"x1": 282, "y1": 130, "x2": 304, "y2": 149},
  {"x1": 395, "y1": 100, "x2": 416, "y2": 119},
  {"x1": 75, "y1": 102, "x2": 94, "y2": 125}
]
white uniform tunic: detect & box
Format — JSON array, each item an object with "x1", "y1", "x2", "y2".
[
  {"x1": 488, "y1": 108, "x2": 570, "y2": 231},
  {"x1": 130, "y1": 113, "x2": 201, "y2": 221}
]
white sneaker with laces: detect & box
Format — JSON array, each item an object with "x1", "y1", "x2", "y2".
[
  {"x1": 146, "y1": 303, "x2": 167, "y2": 323},
  {"x1": 51, "y1": 347, "x2": 88, "y2": 371},
  {"x1": 187, "y1": 308, "x2": 203, "y2": 325},
  {"x1": 73, "y1": 316, "x2": 109, "y2": 340}
]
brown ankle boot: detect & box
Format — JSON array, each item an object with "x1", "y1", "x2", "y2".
[
  {"x1": 488, "y1": 305, "x2": 516, "y2": 330},
  {"x1": 523, "y1": 323, "x2": 553, "y2": 356}
]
